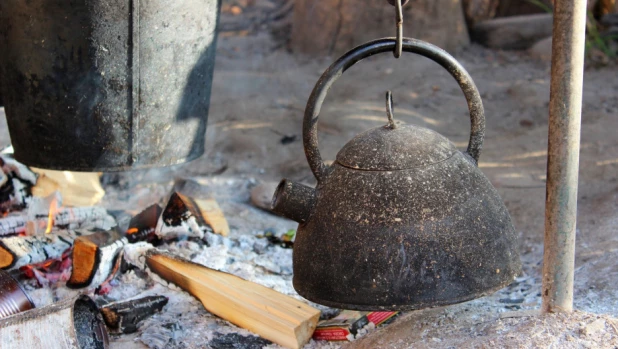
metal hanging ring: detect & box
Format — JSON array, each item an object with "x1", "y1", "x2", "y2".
[{"x1": 302, "y1": 38, "x2": 486, "y2": 183}]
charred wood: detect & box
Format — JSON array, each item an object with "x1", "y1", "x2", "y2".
[
  {"x1": 95, "y1": 249, "x2": 124, "y2": 295},
  {"x1": 157, "y1": 192, "x2": 229, "y2": 239},
  {"x1": 100, "y1": 295, "x2": 168, "y2": 334},
  {"x1": 0, "y1": 206, "x2": 113, "y2": 236},
  {"x1": 0, "y1": 230, "x2": 81, "y2": 270},
  {"x1": 68, "y1": 229, "x2": 127, "y2": 289},
  {"x1": 127, "y1": 204, "x2": 162, "y2": 243}
]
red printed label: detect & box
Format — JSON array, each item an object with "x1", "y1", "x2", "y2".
[
  {"x1": 366, "y1": 311, "x2": 397, "y2": 325},
  {"x1": 313, "y1": 328, "x2": 351, "y2": 341}
]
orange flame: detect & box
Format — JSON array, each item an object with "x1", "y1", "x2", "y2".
[{"x1": 45, "y1": 198, "x2": 59, "y2": 234}]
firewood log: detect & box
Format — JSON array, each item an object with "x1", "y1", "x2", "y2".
[
  {"x1": 0, "y1": 215, "x2": 28, "y2": 237},
  {"x1": 126, "y1": 204, "x2": 162, "y2": 243},
  {"x1": 0, "y1": 230, "x2": 81, "y2": 269},
  {"x1": 0, "y1": 206, "x2": 113, "y2": 236},
  {"x1": 67, "y1": 229, "x2": 127, "y2": 289},
  {"x1": 157, "y1": 192, "x2": 230, "y2": 239}
]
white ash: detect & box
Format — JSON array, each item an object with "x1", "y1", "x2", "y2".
[
  {"x1": 156, "y1": 215, "x2": 205, "y2": 240},
  {"x1": 86, "y1": 236, "x2": 127, "y2": 290},
  {"x1": 0, "y1": 214, "x2": 28, "y2": 236},
  {"x1": 123, "y1": 242, "x2": 155, "y2": 271},
  {"x1": 23, "y1": 280, "x2": 83, "y2": 307},
  {"x1": 8, "y1": 177, "x2": 31, "y2": 210},
  {"x1": 1, "y1": 155, "x2": 37, "y2": 185}
]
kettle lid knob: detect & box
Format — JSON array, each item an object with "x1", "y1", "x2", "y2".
[{"x1": 385, "y1": 91, "x2": 397, "y2": 130}]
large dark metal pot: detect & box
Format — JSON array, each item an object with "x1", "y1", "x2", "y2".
[
  {"x1": 0, "y1": 0, "x2": 220, "y2": 171},
  {"x1": 272, "y1": 38, "x2": 521, "y2": 311}
]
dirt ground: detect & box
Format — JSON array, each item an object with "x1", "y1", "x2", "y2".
[{"x1": 1, "y1": 1, "x2": 618, "y2": 347}]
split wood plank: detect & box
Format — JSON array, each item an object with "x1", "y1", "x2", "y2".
[{"x1": 145, "y1": 250, "x2": 320, "y2": 349}]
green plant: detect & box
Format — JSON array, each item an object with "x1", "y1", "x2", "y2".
[
  {"x1": 586, "y1": 10, "x2": 617, "y2": 59},
  {"x1": 524, "y1": 0, "x2": 553, "y2": 14},
  {"x1": 525, "y1": 0, "x2": 617, "y2": 61}
]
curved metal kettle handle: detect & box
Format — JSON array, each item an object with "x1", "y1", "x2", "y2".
[{"x1": 303, "y1": 38, "x2": 486, "y2": 183}]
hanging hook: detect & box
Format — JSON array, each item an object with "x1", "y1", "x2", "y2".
[
  {"x1": 394, "y1": 0, "x2": 404, "y2": 58},
  {"x1": 385, "y1": 91, "x2": 397, "y2": 129}
]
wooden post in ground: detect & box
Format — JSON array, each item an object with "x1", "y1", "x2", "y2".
[{"x1": 542, "y1": 0, "x2": 587, "y2": 314}]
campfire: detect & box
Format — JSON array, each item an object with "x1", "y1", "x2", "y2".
[{"x1": 0, "y1": 153, "x2": 396, "y2": 348}]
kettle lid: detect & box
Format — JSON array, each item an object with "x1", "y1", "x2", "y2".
[{"x1": 336, "y1": 122, "x2": 457, "y2": 171}]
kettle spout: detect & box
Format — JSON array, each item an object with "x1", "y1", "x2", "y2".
[{"x1": 271, "y1": 179, "x2": 317, "y2": 224}]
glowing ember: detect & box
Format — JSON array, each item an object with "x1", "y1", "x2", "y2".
[{"x1": 45, "y1": 198, "x2": 59, "y2": 234}]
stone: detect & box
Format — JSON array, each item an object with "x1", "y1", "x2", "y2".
[
  {"x1": 471, "y1": 14, "x2": 553, "y2": 50},
  {"x1": 528, "y1": 36, "x2": 553, "y2": 62}
]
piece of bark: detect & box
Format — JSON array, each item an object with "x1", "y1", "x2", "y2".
[
  {"x1": 290, "y1": 0, "x2": 469, "y2": 56},
  {"x1": 68, "y1": 229, "x2": 127, "y2": 289},
  {"x1": 31, "y1": 168, "x2": 105, "y2": 207},
  {"x1": 0, "y1": 230, "x2": 80, "y2": 269},
  {"x1": 144, "y1": 249, "x2": 320, "y2": 349},
  {"x1": 471, "y1": 13, "x2": 554, "y2": 50},
  {"x1": 157, "y1": 193, "x2": 229, "y2": 239},
  {"x1": 126, "y1": 204, "x2": 162, "y2": 243},
  {"x1": 101, "y1": 295, "x2": 168, "y2": 334}
]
